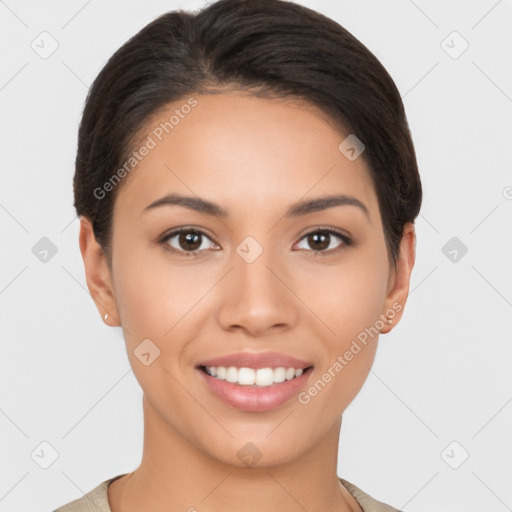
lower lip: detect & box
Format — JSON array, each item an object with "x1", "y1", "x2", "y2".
[{"x1": 197, "y1": 367, "x2": 313, "y2": 412}]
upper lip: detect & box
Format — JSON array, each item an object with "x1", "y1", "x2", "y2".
[{"x1": 196, "y1": 351, "x2": 313, "y2": 370}]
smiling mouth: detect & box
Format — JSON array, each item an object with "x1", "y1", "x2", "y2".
[{"x1": 198, "y1": 365, "x2": 314, "y2": 387}]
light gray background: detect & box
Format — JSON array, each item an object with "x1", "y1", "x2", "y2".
[{"x1": 1, "y1": 1, "x2": 511, "y2": 511}]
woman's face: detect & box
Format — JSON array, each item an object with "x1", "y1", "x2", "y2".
[{"x1": 86, "y1": 92, "x2": 414, "y2": 467}]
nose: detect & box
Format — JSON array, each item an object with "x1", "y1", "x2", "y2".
[{"x1": 217, "y1": 246, "x2": 299, "y2": 337}]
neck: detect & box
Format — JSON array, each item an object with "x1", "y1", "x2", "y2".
[{"x1": 108, "y1": 394, "x2": 361, "y2": 512}]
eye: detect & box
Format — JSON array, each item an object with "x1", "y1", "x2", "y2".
[
  {"x1": 295, "y1": 228, "x2": 352, "y2": 255},
  {"x1": 160, "y1": 228, "x2": 218, "y2": 257},
  {"x1": 159, "y1": 226, "x2": 353, "y2": 258}
]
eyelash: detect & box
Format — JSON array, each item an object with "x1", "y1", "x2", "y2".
[{"x1": 159, "y1": 226, "x2": 353, "y2": 258}]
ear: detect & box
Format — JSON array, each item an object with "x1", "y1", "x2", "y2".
[
  {"x1": 78, "y1": 216, "x2": 121, "y2": 326},
  {"x1": 379, "y1": 222, "x2": 417, "y2": 334}
]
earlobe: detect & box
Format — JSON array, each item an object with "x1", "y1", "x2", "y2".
[
  {"x1": 380, "y1": 222, "x2": 417, "y2": 334},
  {"x1": 78, "y1": 216, "x2": 121, "y2": 326}
]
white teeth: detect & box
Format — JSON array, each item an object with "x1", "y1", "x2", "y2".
[
  {"x1": 204, "y1": 366, "x2": 307, "y2": 387},
  {"x1": 255, "y1": 368, "x2": 274, "y2": 386},
  {"x1": 238, "y1": 367, "x2": 255, "y2": 385},
  {"x1": 274, "y1": 367, "x2": 286, "y2": 383},
  {"x1": 225, "y1": 367, "x2": 238, "y2": 383}
]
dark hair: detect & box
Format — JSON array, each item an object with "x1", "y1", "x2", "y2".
[{"x1": 74, "y1": 0, "x2": 422, "y2": 269}]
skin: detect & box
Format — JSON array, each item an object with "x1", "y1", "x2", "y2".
[{"x1": 79, "y1": 92, "x2": 416, "y2": 512}]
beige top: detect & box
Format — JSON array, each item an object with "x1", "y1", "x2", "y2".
[{"x1": 52, "y1": 473, "x2": 402, "y2": 511}]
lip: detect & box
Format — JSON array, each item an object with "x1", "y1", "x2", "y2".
[
  {"x1": 196, "y1": 365, "x2": 314, "y2": 412},
  {"x1": 196, "y1": 351, "x2": 313, "y2": 370}
]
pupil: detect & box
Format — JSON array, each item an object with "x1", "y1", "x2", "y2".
[
  {"x1": 310, "y1": 232, "x2": 329, "y2": 251},
  {"x1": 180, "y1": 232, "x2": 201, "y2": 250},
  {"x1": 177, "y1": 232, "x2": 331, "y2": 252}
]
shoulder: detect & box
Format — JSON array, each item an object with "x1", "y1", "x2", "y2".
[
  {"x1": 52, "y1": 474, "x2": 401, "y2": 512},
  {"x1": 339, "y1": 478, "x2": 404, "y2": 512},
  {"x1": 52, "y1": 474, "x2": 127, "y2": 512}
]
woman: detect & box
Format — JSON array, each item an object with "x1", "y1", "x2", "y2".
[{"x1": 54, "y1": 0, "x2": 421, "y2": 510}]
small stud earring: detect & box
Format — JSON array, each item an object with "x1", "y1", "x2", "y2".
[
  {"x1": 104, "y1": 313, "x2": 109, "y2": 322},
  {"x1": 386, "y1": 315, "x2": 393, "y2": 324}
]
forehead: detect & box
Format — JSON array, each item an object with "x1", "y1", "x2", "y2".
[{"x1": 113, "y1": 92, "x2": 378, "y2": 221}]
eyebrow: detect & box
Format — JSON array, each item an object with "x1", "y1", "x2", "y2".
[{"x1": 143, "y1": 192, "x2": 370, "y2": 221}]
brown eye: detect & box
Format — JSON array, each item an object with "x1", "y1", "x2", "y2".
[
  {"x1": 306, "y1": 232, "x2": 330, "y2": 251},
  {"x1": 177, "y1": 231, "x2": 202, "y2": 251},
  {"x1": 162, "y1": 229, "x2": 216, "y2": 255},
  {"x1": 295, "y1": 229, "x2": 352, "y2": 255}
]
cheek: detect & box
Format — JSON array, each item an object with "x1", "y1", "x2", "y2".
[
  {"x1": 112, "y1": 240, "x2": 204, "y2": 337},
  {"x1": 298, "y1": 250, "x2": 388, "y2": 396},
  {"x1": 301, "y1": 255, "x2": 388, "y2": 342},
  {"x1": 299, "y1": 343, "x2": 378, "y2": 425},
  {"x1": 297, "y1": 264, "x2": 386, "y2": 415}
]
